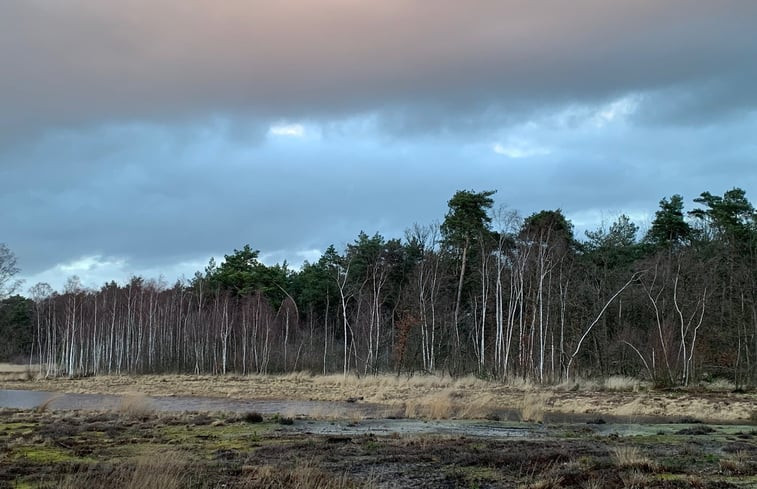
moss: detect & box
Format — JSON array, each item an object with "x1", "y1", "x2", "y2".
[
  {"x1": 12, "y1": 446, "x2": 81, "y2": 464},
  {"x1": 0, "y1": 422, "x2": 37, "y2": 432},
  {"x1": 11, "y1": 481, "x2": 37, "y2": 489},
  {"x1": 448, "y1": 465, "x2": 502, "y2": 485},
  {"x1": 152, "y1": 422, "x2": 274, "y2": 459},
  {"x1": 723, "y1": 475, "x2": 757, "y2": 486}
]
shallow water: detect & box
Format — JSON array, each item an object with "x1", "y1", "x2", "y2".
[
  {"x1": 0, "y1": 388, "x2": 379, "y2": 417},
  {"x1": 1, "y1": 389, "x2": 753, "y2": 439}
]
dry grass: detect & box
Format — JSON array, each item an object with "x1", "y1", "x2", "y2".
[
  {"x1": 305, "y1": 404, "x2": 353, "y2": 420},
  {"x1": 311, "y1": 373, "x2": 460, "y2": 396},
  {"x1": 0, "y1": 363, "x2": 31, "y2": 373},
  {"x1": 555, "y1": 375, "x2": 648, "y2": 392},
  {"x1": 613, "y1": 397, "x2": 645, "y2": 418},
  {"x1": 555, "y1": 377, "x2": 601, "y2": 392},
  {"x1": 401, "y1": 388, "x2": 498, "y2": 419},
  {"x1": 458, "y1": 392, "x2": 499, "y2": 419},
  {"x1": 0, "y1": 363, "x2": 35, "y2": 381},
  {"x1": 719, "y1": 450, "x2": 755, "y2": 475},
  {"x1": 503, "y1": 376, "x2": 540, "y2": 391},
  {"x1": 518, "y1": 462, "x2": 564, "y2": 489},
  {"x1": 519, "y1": 393, "x2": 548, "y2": 423},
  {"x1": 603, "y1": 376, "x2": 643, "y2": 392},
  {"x1": 118, "y1": 392, "x2": 153, "y2": 417},
  {"x1": 519, "y1": 475, "x2": 564, "y2": 489},
  {"x1": 619, "y1": 469, "x2": 649, "y2": 489},
  {"x1": 699, "y1": 378, "x2": 736, "y2": 391},
  {"x1": 581, "y1": 477, "x2": 605, "y2": 489},
  {"x1": 404, "y1": 389, "x2": 457, "y2": 419},
  {"x1": 57, "y1": 451, "x2": 189, "y2": 489},
  {"x1": 240, "y1": 461, "x2": 366, "y2": 489},
  {"x1": 3, "y1": 371, "x2": 755, "y2": 422},
  {"x1": 36, "y1": 394, "x2": 62, "y2": 412},
  {"x1": 611, "y1": 446, "x2": 657, "y2": 471}
]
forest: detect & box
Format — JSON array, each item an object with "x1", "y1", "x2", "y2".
[{"x1": 2, "y1": 187, "x2": 756, "y2": 386}]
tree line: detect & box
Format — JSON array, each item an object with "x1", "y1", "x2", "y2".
[{"x1": 2, "y1": 187, "x2": 756, "y2": 385}]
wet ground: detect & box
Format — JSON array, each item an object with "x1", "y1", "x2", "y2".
[
  {"x1": 1, "y1": 388, "x2": 747, "y2": 426},
  {"x1": 1, "y1": 404, "x2": 757, "y2": 488},
  {"x1": 0, "y1": 388, "x2": 383, "y2": 418},
  {"x1": 4, "y1": 373, "x2": 756, "y2": 423}
]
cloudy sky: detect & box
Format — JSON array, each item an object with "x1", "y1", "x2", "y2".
[{"x1": 2, "y1": 1, "x2": 756, "y2": 292}]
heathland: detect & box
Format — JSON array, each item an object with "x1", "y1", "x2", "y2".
[
  {"x1": 3, "y1": 361, "x2": 757, "y2": 488},
  {"x1": 2, "y1": 372, "x2": 757, "y2": 488}
]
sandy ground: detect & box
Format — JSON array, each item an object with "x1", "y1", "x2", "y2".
[{"x1": 1, "y1": 371, "x2": 755, "y2": 423}]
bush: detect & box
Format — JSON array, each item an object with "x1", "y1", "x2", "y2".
[{"x1": 243, "y1": 411, "x2": 264, "y2": 423}]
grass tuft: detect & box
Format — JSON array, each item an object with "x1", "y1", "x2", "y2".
[
  {"x1": 56, "y1": 451, "x2": 189, "y2": 489},
  {"x1": 403, "y1": 389, "x2": 460, "y2": 419},
  {"x1": 519, "y1": 393, "x2": 548, "y2": 423},
  {"x1": 619, "y1": 469, "x2": 649, "y2": 489},
  {"x1": 719, "y1": 450, "x2": 756, "y2": 475},
  {"x1": 118, "y1": 392, "x2": 153, "y2": 418},
  {"x1": 36, "y1": 394, "x2": 61, "y2": 413},
  {"x1": 581, "y1": 477, "x2": 605, "y2": 489},
  {"x1": 611, "y1": 446, "x2": 657, "y2": 471},
  {"x1": 239, "y1": 461, "x2": 365, "y2": 488}
]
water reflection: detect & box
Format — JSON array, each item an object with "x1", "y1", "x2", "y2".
[{"x1": 0, "y1": 389, "x2": 377, "y2": 417}]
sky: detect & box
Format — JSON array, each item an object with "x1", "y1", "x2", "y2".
[{"x1": 2, "y1": 0, "x2": 756, "y2": 293}]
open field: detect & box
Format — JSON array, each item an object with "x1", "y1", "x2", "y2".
[
  {"x1": 2, "y1": 407, "x2": 757, "y2": 488},
  {"x1": 0, "y1": 364, "x2": 33, "y2": 382},
  {"x1": 1, "y1": 372, "x2": 756, "y2": 423}
]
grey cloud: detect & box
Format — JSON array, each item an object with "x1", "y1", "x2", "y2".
[
  {"x1": 7, "y1": 110, "x2": 755, "y2": 282},
  {"x1": 2, "y1": 1, "x2": 756, "y2": 138},
  {"x1": 4, "y1": 1, "x2": 757, "y2": 291},
  {"x1": 634, "y1": 74, "x2": 757, "y2": 126}
]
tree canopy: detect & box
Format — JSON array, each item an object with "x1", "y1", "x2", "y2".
[{"x1": 15, "y1": 186, "x2": 757, "y2": 386}]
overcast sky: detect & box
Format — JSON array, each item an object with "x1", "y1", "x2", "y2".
[{"x1": 2, "y1": 1, "x2": 756, "y2": 293}]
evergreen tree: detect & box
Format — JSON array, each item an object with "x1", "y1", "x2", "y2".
[{"x1": 645, "y1": 195, "x2": 691, "y2": 248}]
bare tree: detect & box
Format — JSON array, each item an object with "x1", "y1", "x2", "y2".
[
  {"x1": 0, "y1": 243, "x2": 22, "y2": 301},
  {"x1": 565, "y1": 271, "x2": 644, "y2": 380}
]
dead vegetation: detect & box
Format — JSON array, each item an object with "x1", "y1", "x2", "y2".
[
  {"x1": 0, "y1": 362, "x2": 35, "y2": 382},
  {"x1": 1, "y1": 371, "x2": 756, "y2": 422},
  {"x1": 239, "y1": 462, "x2": 369, "y2": 489},
  {"x1": 401, "y1": 389, "x2": 497, "y2": 419},
  {"x1": 719, "y1": 450, "x2": 757, "y2": 475},
  {"x1": 610, "y1": 446, "x2": 657, "y2": 472},
  {"x1": 117, "y1": 392, "x2": 154, "y2": 418},
  {"x1": 55, "y1": 451, "x2": 190, "y2": 489},
  {"x1": 1, "y1": 407, "x2": 754, "y2": 488},
  {"x1": 519, "y1": 393, "x2": 549, "y2": 423}
]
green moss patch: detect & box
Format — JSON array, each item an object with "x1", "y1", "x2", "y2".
[{"x1": 12, "y1": 446, "x2": 81, "y2": 464}]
